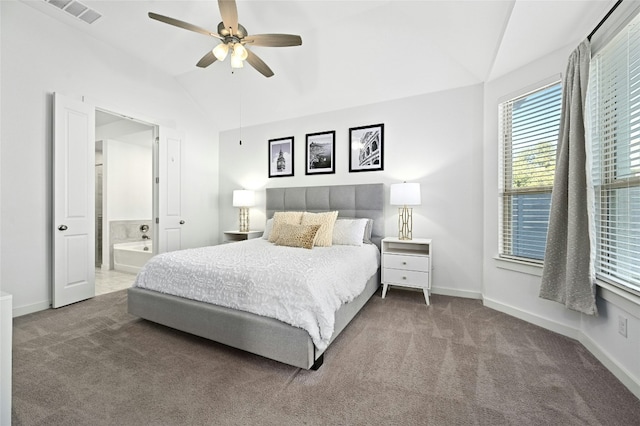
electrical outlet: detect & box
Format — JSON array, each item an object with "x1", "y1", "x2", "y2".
[{"x1": 618, "y1": 315, "x2": 628, "y2": 338}]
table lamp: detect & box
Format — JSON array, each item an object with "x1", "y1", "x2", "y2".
[
  {"x1": 390, "y1": 182, "x2": 421, "y2": 240},
  {"x1": 232, "y1": 189, "x2": 255, "y2": 232}
]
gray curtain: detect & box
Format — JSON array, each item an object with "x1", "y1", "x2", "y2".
[{"x1": 539, "y1": 39, "x2": 597, "y2": 315}]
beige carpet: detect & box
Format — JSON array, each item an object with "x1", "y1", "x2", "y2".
[{"x1": 11, "y1": 289, "x2": 640, "y2": 425}]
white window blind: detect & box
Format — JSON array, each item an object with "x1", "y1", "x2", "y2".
[
  {"x1": 499, "y1": 82, "x2": 562, "y2": 261},
  {"x1": 589, "y1": 12, "x2": 640, "y2": 294}
]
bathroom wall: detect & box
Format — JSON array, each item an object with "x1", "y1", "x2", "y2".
[
  {"x1": 104, "y1": 138, "x2": 152, "y2": 220},
  {"x1": 101, "y1": 137, "x2": 153, "y2": 270}
]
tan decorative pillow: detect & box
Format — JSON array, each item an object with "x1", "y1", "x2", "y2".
[
  {"x1": 275, "y1": 224, "x2": 321, "y2": 249},
  {"x1": 300, "y1": 211, "x2": 339, "y2": 247},
  {"x1": 268, "y1": 211, "x2": 304, "y2": 243}
]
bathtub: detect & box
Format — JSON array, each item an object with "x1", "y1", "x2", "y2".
[{"x1": 113, "y1": 240, "x2": 153, "y2": 274}]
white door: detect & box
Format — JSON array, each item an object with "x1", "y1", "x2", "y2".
[
  {"x1": 52, "y1": 93, "x2": 95, "y2": 308},
  {"x1": 157, "y1": 127, "x2": 184, "y2": 253}
]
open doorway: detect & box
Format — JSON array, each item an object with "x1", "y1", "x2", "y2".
[{"x1": 95, "y1": 109, "x2": 157, "y2": 295}]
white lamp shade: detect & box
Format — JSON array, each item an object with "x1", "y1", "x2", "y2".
[
  {"x1": 212, "y1": 43, "x2": 229, "y2": 61},
  {"x1": 230, "y1": 54, "x2": 244, "y2": 68},
  {"x1": 233, "y1": 43, "x2": 248, "y2": 60},
  {"x1": 390, "y1": 182, "x2": 421, "y2": 206},
  {"x1": 233, "y1": 190, "x2": 255, "y2": 207}
]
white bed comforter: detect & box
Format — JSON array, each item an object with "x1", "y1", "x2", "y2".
[{"x1": 133, "y1": 239, "x2": 380, "y2": 350}]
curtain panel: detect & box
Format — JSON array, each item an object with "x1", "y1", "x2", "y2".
[{"x1": 539, "y1": 40, "x2": 597, "y2": 316}]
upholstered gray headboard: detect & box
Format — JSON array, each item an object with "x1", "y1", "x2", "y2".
[{"x1": 266, "y1": 183, "x2": 385, "y2": 248}]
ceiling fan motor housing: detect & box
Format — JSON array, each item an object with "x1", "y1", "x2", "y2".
[{"x1": 218, "y1": 22, "x2": 247, "y2": 40}]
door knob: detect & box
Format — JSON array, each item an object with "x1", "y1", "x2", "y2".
[
  {"x1": 179, "y1": 220, "x2": 185, "y2": 225},
  {"x1": 58, "y1": 225, "x2": 68, "y2": 231}
]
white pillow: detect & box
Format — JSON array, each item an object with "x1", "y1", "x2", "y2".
[
  {"x1": 362, "y1": 218, "x2": 374, "y2": 244},
  {"x1": 332, "y1": 218, "x2": 368, "y2": 246},
  {"x1": 263, "y1": 218, "x2": 274, "y2": 240}
]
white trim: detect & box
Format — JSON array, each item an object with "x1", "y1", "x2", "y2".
[
  {"x1": 484, "y1": 295, "x2": 640, "y2": 401},
  {"x1": 483, "y1": 296, "x2": 580, "y2": 339},
  {"x1": 431, "y1": 286, "x2": 482, "y2": 300},
  {"x1": 493, "y1": 256, "x2": 543, "y2": 277},
  {"x1": 497, "y1": 74, "x2": 562, "y2": 105},
  {"x1": 13, "y1": 300, "x2": 50, "y2": 318},
  {"x1": 393, "y1": 286, "x2": 483, "y2": 301},
  {"x1": 579, "y1": 332, "x2": 640, "y2": 400}
]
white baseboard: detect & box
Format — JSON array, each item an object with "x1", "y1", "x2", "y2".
[
  {"x1": 432, "y1": 286, "x2": 483, "y2": 300},
  {"x1": 114, "y1": 263, "x2": 141, "y2": 274},
  {"x1": 483, "y1": 296, "x2": 580, "y2": 339},
  {"x1": 392, "y1": 286, "x2": 483, "y2": 301},
  {"x1": 579, "y1": 333, "x2": 640, "y2": 400},
  {"x1": 483, "y1": 296, "x2": 640, "y2": 400},
  {"x1": 13, "y1": 300, "x2": 50, "y2": 318}
]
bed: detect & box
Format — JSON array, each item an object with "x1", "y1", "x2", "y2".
[{"x1": 127, "y1": 183, "x2": 384, "y2": 369}]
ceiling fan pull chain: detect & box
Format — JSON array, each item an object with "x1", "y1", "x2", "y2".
[{"x1": 239, "y1": 72, "x2": 243, "y2": 145}]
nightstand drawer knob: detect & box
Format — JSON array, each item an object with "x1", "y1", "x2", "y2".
[
  {"x1": 402, "y1": 276, "x2": 407, "y2": 280},
  {"x1": 402, "y1": 261, "x2": 407, "y2": 265}
]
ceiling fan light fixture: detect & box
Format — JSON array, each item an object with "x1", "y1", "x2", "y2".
[
  {"x1": 212, "y1": 43, "x2": 229, "y2": 61},
  {"x1": 233, "y1": 43, "x2": 248, "y2": 60},
  {"x1": 148, "y1": 0, "x2": 302, "y2": 77}
]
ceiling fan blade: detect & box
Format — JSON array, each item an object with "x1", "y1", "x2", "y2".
[
  {"x1": 148, "y1": 12, "x2": 221, "y2": 39},
  {"x1": 196, "y1": 51, "x2": 217, "y2": 68},
  {"x1": 218, "y1": 0, "x2": 239, "y2": 35},
  {"x1": 243, "y1": 34, "x2": 302, "y2": 47},
  {"x1": 246, "y1": 50, "x2": 274, "y2": 78}
]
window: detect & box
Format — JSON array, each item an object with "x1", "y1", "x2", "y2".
[
  {"x1": 499, "y1": 82, "x2": 562, "y2": 262},
  {"x1": 589, "y1": 13, "x2": 640, "y2": 294}
]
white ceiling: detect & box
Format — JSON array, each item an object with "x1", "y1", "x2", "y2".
[{"x1": 24, "y1": 0, "x2": 616, "y2": 130}]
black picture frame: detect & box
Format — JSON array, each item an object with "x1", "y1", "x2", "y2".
[
  {"x1": 349, "y1": 123, "x2": 384, "y2": 172},
  {"x1": 268, "y1": 136, "x2": 294, "y2": 178},
  {"x1": 305, "y1": 131, "x2": 336, "y2": 175}
]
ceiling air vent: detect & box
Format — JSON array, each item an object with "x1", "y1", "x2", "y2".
[{"x1": 44, "y1": 0, "x2": 102, "y2": 24}]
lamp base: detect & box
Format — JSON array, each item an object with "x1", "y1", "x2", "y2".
[
  {"x1": 397, "y1": 206, "x2": 413, "y2": 240},
  {"x1": 239, "y1": 207, "x2": 250, "y2": 233}
]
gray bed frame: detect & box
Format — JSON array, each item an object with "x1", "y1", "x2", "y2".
[{"x1": 128, "y1": 183, "x2": 384, "y2": 369}]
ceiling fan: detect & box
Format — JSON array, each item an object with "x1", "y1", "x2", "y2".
[{"x1": 148, "y1": 0, "x2": 302, "y2": 78}]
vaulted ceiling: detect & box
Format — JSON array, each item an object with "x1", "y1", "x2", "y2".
[{"x1": 24, "y1": 0, "x2": 615, "y2": 130}]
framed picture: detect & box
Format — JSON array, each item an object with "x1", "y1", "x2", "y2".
[
  {"x1": 305, "y1": 131, "x2": 335, "y2": 175},
  {"x1": 268, "y1": 136, "x2": 294, "y2": 178},
  {"x1": 349, "y1": 123, "x2": 384, "y2": 172}
]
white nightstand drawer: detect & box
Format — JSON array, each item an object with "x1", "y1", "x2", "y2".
[
  {"x1": 383, "y1": 253, "x2": 429, "y2": 272},
  {"x1": 383, "y1": 268, "x2": 429, "y2": 288},
  {"x1": 381, "y1": 237, "x2": 432, "y2": 305}
]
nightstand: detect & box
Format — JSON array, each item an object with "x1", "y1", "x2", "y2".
[
  {"x1": 223, "y1": 230, "x2": 263, "y2": 243},
  {"x1": 381, "y1": 237, "x2": 432, "y2": 305}
]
